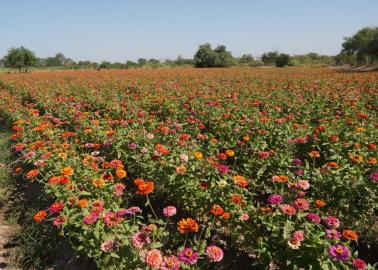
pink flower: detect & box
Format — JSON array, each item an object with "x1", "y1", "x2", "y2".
[
  {"x1": 306, "y1": 213, "x2": 321, "y2": 223},
  {"x1": 103, "y1": 211, "x2": 122, "y2": 227},
  {"x1": 83, "y1": 213, "x2": 98, "y2": 225},
  {"x1": 353, "y1": 258, "x2": 367, "y2": 270},
  {"x1": 292, "y1": 230, "x2": 304, "y2": 242},
  {"x1": 53, "y1": 216, "x2": 66, "y2": 227},
  {"x1": 297, "y1": 179, "x2": 310, "y2": 190},
  {"x1": 160, "y1": 255, "x2": 180, "y2": 270},
  {"x1": 114, "y1": 183, "x2": 125, "y2": 197},
  {"x1": 326, "y1": 229, "x2": 341, "y2": 240},
  {"x1": 258, "y1": 151, "x2": 270, "y2": 159},
  {"x1": 163, "y1": 206, "x2": 177, "y2": 217},
  {"x1": 240, "y1": 213, "x2": 249, "y2": 221},
  {"x1": 281, "y1": 204, "x2": 297, "y2": 216},
  {"x1": 101, "y1": 240, "x2": 114, "y2": 252},
  {"x1": 324, "y1": 216, "x2": 340, "y2": 228},
  {"x1": 205, "y1": 245, "x2": 224, "y2": 262},
  {"x1": 293, "y1": 198, "x2": 309, "y2": 211},
  {"x1": 370, "y1": 172, "x2": 378, "y2": 182},
  {"x1": 132, "y1": 232, "x2": 151, "y2": 249},
  {"x1": 217, "y1": 164, "x2": 229, "y2": 174},
  {"x1": 145, "y1": 249, "x2": 163, "y2": 268}
]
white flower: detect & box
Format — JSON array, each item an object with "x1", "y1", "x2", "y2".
[{"x1": 180, "y1": 153, "x2": 189, "y2": 163}]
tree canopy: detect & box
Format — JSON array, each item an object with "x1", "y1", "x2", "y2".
[
  {"x1": 194, "y1": 43, "x2": 236, "y2": 68},
  {"x1": 4, "y1": 47, "x2": 36, "y2": 71}
]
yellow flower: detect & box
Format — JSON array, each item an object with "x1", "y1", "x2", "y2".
[
  {"x1": 355, "y1": 127, "x2": 365, "y2": 133},
  {"x1": 58, "y1": 152, "x2": 67, "y2": 160},
  {"x1": 194, "y1": 151, "x2": 203, "y2": 159},
  {"x1": 61, "y1": 166, "x2": 74, "y2": 176},
  {"x1": 92, "y1": 177, "x2": 105, "y2": 188}
]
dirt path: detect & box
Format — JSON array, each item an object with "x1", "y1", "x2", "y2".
[{"x1": 0, "y1": 122, "x2": 19, "y2": 270}]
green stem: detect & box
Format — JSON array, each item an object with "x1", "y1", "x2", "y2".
[{"x1": 146, "y1": 195, "x2": 158, "y2": 219}]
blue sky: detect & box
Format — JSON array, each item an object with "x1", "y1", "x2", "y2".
[{"x1": 0, "y1": 0, "x2": 377, "y2": 62}]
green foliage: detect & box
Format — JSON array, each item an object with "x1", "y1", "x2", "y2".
[
  {"x1": 194, "y1": 43, "x2": 236, "y2": 67},
  {"x1": 4, "y1": 47, "x2": 36, "y2": 71},
  {"x1": 290, "y1": 53, "x2": 335, "y2": 66},
  {"x1": 275, "y1": 53, "x2": 290, "y2": 67},
  {"x1": 338, "y1": 27, "x2": 378, "y2": 65},
  {"x1": 261, "y1": 51, "x2": 279, "y2": 66}
]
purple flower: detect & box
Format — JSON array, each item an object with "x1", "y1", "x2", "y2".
[
  {"x1": 267, "y1": 194, "x2": 283, "y2": 205},
  {"x1": 178, "y1": 248, "x2": 198, "y2": 265},
  {"x1": 329, "y1": 244, "x2": 349, "y2": 261},
  {"x1": 295, "y1": 169, "x2": 304, "y2": 175},
  {"x1": 292, "y1": 159, "x2": 303, "y2": 166},
  {"x1": 129, "y1": 143, "x2": 137, "y2": 150},
  {"x1": 306, "y1": 213, "x2": 321, "y2": 223},
  {"x1": 83, "y1": 213, "x2": 98, "y2": 225}
]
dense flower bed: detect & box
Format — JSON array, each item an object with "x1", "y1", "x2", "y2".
[{"x1": 0, "y1": 68, "x2": 377, "y2": 269}]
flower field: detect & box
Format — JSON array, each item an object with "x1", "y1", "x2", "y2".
[{"x1": 0, "y1": 67, "x2": 377, "y2": 269}]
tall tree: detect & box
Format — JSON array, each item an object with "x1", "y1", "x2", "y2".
[{"x1": 4, "y1": 47, "x2": 36, "y2": 72}]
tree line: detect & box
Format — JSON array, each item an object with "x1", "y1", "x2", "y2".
[{"x1": 1, "y1": 26, "x2": 375, "y2": 72}]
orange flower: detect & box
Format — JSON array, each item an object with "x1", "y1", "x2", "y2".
[
  {"x1": 315, "y1": 199, "x2": 326, "y2": 208},
  {"x1": 342, "y1": 229, "x2": 358, "y2": 241},
  {"x1": 231, "y1": 194, "x2": 242, "y2": 204},
  {"x1": 368, "y1": 157, "x2": 377, "y2": 164},
  {"x1": 34, "y1": 210, "x2": 47, "y2": 222},
  {"x1": 221, "y1": 212, "x2": 231, "y2": 219},
  {"x1": 326, "y1": 161, "x2": 339, "y2": 168},
  {"x1": 225, "y1": 149, "x2": 235, "y2": 157},
  {"x1": 115, "y1": 169, "x2": 127, "y2": 179},
  {"x1": 272, "y1": 175, "x2": 289, "y2": 183},
  {"x1": 61, "y1": 166, "x2": 74, "y2": 176},
  {"x1": 26, "y1": 169, "x2": 39, "y2": 179},
  {"x1": 134, "y1": 179, "x2": 154, "y2": 195},
  {"x1": 210, "y1": 204, "x2": 224, "y2": 216},
  {"x1": 177, "y1": 218, "x2": 199, "y2": 234},
  {"x1": 14, "y1": 167, "x2": 23, "y2": 173},
  {"x1": 194, "y1": 151, "x2": 203, "y2": 159},
  {"x1": 233, "y1": 175, "x2": 248, "y2": 188},
  {"x1": 78, "y1": 199, "x2": 89, "y2": 208},
  {"x1": 92, "y1": 177, "x2": 105, "y2": 188},
  {"x1": 350, "y1": 154, "x2": 363, "y2": 163}
]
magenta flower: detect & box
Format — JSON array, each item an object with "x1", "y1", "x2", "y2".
[
  {"x1": 131, "y1": 232, "x2": 151, "y2": 249},
  {"x1": 352, "y1": 258, "x2": 367, "y2": 270},
  {"x1": 258, "y1": 151, "x2": 270, "y2": 159},
  {"x1": 292, "y1": 159, "x2": 302, "y2": 166},
  {"x1": 217, "y1": 164, "x2": 229, "y2": 174},
  {"x1": 103, "y1": 211, "x2": 122, "y2": 227},
  {"x1": 306, "y1": 213, "x2": 321, "y2": 224},
  {"x1": 370, "y1": 172, "x2": 378, "y2": 182},
  {"x1": 178, "y1": 248, "x2": 198, "y2": 265},
  {"x1": 83, "y1": 213, "x2": 98, "y2": 225},
  {"x1": 267, "y1": 194, "x2": 283, "y2": 205},
  {"x1": 329, "y1": 244, "x2": 349, "y2": 261}
]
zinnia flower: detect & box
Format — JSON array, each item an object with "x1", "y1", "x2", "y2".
[
  {"x1": 352, "y1": 258, "x2": 367, "y2": 270},
  {"x1": 33, "y1": 210, "x2": 47, "y2": 222},
  {"x1": 101, "y1": 240, "x2": 114, "y2": 252},
  {"x1": 50, "y1": 201, "x2": 64, "y2": 213},
  {"x1": 163, "y1": 206, "x2": 177, "y2": 217},
  {"x1": 160, "y1": 255, "x2": 180, "y2": 270},
  {"x1": 145, "y1": 249, "x2": 163, "y2": 268},
  {"x1": 178, "y1": 248, "x2": 198, "y2": 264},
  {"x1": 369, "y1": 172, "x2": 378, "y2": 182},
  {"x1": 177, "y1": 218, "x2": 199, "y2": 234},
  {"x1": 326, "y1": 229, "x2": 341, "y2": 240},
  {"x1": 267, "y1": 194, "x2": 283, "y2": 205},
  {"x1": 329, "y1": 244, "x2": 349, "y2": 261},
  {"x1": 324, "y1": 216, "x2": 340, "y2": 228},
  {"x1": 306, "y1": 213, "x2": 321, "y2": 223},
  {"x1": 132, "y1": 232, "x2": 151, "y2": 249},
  {"x1": 281, "y1": 204, "x2": 297, "y2": 216},
  {"x1": 206, "y1": 245, "x2": 223, "y2": 262}
]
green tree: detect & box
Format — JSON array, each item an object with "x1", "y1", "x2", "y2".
[
  {"x1": 261, "y1": 51, "x2": 279, "y2": 66},
  {"x1": 194, "y1": 43, "x2": 235, "y2": 68},
  {"x1": 4, "y1": 46, "x2": 36, "y2": 72},
  {"x1": 275, "y1": 53, "x2": 290, "y2": 67}
]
